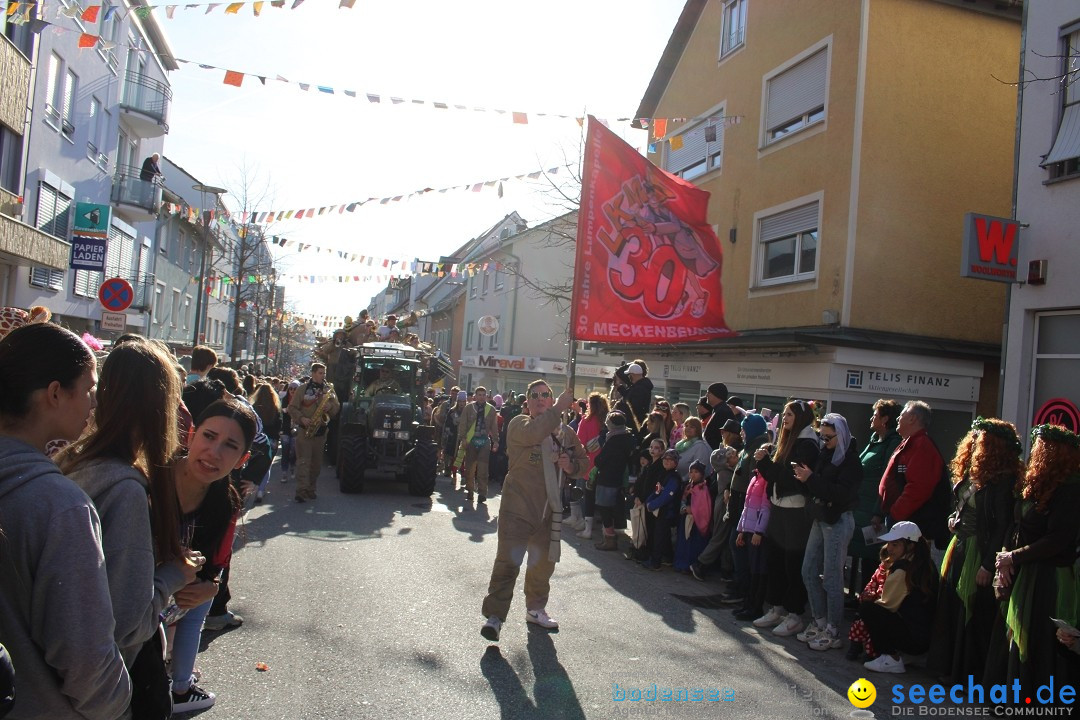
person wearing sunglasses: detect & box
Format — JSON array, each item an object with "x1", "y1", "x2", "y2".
[
  {"x1": 793, "y1": 413, "x2": 863, "y2": 651},
  {"x1": 480, "y1": 380, "x2": 586, "y2": 642}
]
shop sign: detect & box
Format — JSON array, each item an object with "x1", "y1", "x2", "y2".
[
  {"x1": 961, "y1": 212, "x2": 1020, "y2": 283},
  {"x1": 462, "y1": 354, "x2": 567, "y2": 374},
  {"x1": 1033, "y1": 397, "x2": 1080, "y2": 433},
  {"x1": 831, "y1": 367, "x2": 978, "y2": 402}
]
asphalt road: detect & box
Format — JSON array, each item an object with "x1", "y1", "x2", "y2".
[{"x1": 183, "y1": 462, "x2": 925, "y2": 720}]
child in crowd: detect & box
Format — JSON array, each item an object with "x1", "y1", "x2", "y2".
[
  {"x1": 734, "y1": 467, "x2": 771, "y2": 621},
  {"x1": 674, "y1": 460, "x2": 712, "y2": 572},
  {"x1": 847, "y1": 553, "x2": 890, "y2": 661},
  {"x1": 644, "y1": 449, "x2": 683, "y2": 570}
]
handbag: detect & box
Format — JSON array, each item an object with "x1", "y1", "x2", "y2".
[
  {"x1": 128, "y1": 622, "x2": 172, "y2": 720},
  {"x1": 470, "y1": 435, "x2": 490, "y2": 450}
]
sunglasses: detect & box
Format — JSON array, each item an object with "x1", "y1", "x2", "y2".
[{"x1": 530, "y1": 391, "x2": 552, "y2": 399}]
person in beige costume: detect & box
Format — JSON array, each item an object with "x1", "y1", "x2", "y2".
[
  {"x1": 480, "y1": 380, "x2": 587, "y2": 641},
  {"x1": 287, "y1": 363, "x2": 340, "y2": 502}
]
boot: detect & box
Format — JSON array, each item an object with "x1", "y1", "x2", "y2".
[
  {"x1": 576, "y1": 517, "x2": 594, "y2": 539},
  {"x1": 595, "y1": 531, "x2": 617, "y2": 551},
  {"x1": 562, "y1": 502, "x2": 586, "y2": 531}
]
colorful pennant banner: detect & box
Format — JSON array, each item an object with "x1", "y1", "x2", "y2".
[{"x1": 1, "y1": 1, "x2": 342, "y2": 19}]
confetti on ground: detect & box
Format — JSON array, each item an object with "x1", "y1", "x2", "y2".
[{"x1": 255, "y1": 662, "x2": 270, "y2": 671}]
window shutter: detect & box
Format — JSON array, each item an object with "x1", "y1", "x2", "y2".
[
  {"x1": 766, "y1": 48, "x2": 828, "y2": 131},
  {"x1": 760, "y1": 202, "x2": 819, "y2": 242}
]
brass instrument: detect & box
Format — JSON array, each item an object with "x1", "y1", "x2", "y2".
[{"x1": 305, "y1": 385, "x2": 337, "y2": 438}]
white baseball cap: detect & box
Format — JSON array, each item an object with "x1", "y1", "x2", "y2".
[
  {"x1": 877, "y1": 521, "x2": 922, "y2": 543},
  {"x1": 627, "y1": 363, "x2": 643, "y2": 375}
]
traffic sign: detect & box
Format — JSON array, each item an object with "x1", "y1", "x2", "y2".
[
  {"x1": 98, "y1": 277, "x2": 134, "y2": 312},
  {"x1": 101, "y1": 311, "x2": 128, "y2": 332}
]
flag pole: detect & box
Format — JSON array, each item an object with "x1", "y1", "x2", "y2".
[{"x1": 566, "y1": 110, "x2": 589, "y2": 399}]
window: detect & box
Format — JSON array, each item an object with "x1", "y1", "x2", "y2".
[
  {"x1": 1043, "y1": 26, "x2": 1080, "y2": 180},
  {"x1": 44, "y1": 53, "x2": 62, "y2": 127},
  {"x1": 494, "y1": 266, "x2": 504, "y2": 290},
  {"x1": 0, "y1": 126, "x2": 22, "y2": 193},
  {"x1": 184, "y1": 295, "x2": 192, "y2": 330},
  {"x1": 98, "y1": 1, "x2": 120, "y2": 74},
  {"x1": 153, "y1": 282, "x2": 165, "y2": 324},
  {"x1": 489, "y1": 318, "x2": 500, "y2": 350},
  {"x1": 665, "y1": 116, "x2": 724, "y2": 180},
  {"x1": 87, "y1": 97, "x2": 100, "y2": 160},
  {"x1": 466, "y1": 321, "x2": 475, "y2": 350},
  {"x1": 30, "y1": 182, "x2": 72, "y2": 291},
  {"x1": 757, "y1": 201, "x2": 819, "y2": 285},
  {"x1": 61, "y1": 69, "x2": 77, "y2": 140},
  {"x1": 171, "y1": 289, "x2": 180, "y2": 328},
  {"x1": 763, "y1": 46, "x2": 828, "y2": 146},
  {"x1": 470, "y1": 275, "x2": 477, "y2": 298},
  {"x1": 720, "y1": 0, "x2": 746, "y2": 57},
  {"x1": 482, "y1": 270, "x2": 490, "y2": 295}
]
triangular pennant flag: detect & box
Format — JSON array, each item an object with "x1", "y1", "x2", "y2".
[
  {"x1": 206, "y1": 4, "x2": 220, "y2": 14},
  {"x1": 135, "y1": 6, "x2": 153, "y2": 17},
  {"x1": 317, "y1": 86, "x2": 333, "y2": 94},
  {"x1": 704, "y1": 124, "x2": 717, "y2": 142},
  {"x1": 512, "y1": 112, "x2": 528, "y2": 125},
  {"x1": 6, "y1": 4, "x2": 19, "y2": 18},
  {"x1": 253, "y1": 1, "x2": 263, "y2": 15},
  {"x1": 225, "y1": 3, "x2": 243, "y2": 14},
  {"x1": 81, "y1": 5, "x2": 101, "y2": 22},
  {"x1": 669, "y1": 134, "x2": 684, "y2": 151},
  {"x1": 652, "y1": 118, "x2": 668, "y2": 139},
  {"x1": 339, "y1": 0, "x2": 355, "y2": 6},
  {"x1": 78, "y1": 33, "x2": 99, "y2": 49},
  {"x1": 60, "y1": 4, "x2": 80, "y2": 17},
  {"x1": 223, "y1": 70, "x2": 243, "y2": 87},
  {"x1": 299, "y1": 83, "x2": 310, "y2": 91},
  {"x1": 366, "y1": 93, "x2": 380, "y2": 103},
  {"x1": 166, "y1": 5, "x2": 176, "y2": 18},
  {"x1": 291, "y1": 0, "x2": 304, "y2": 7}
]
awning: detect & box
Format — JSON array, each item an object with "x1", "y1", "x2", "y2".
[{"x1": 1041, "y1": 103, "x2": 1080, "y2": 166}]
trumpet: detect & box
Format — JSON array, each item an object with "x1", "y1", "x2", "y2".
[{"x1": 305, "y1": 385, "x2": 336, "y2": 438}]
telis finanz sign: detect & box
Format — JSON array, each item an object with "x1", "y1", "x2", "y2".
[{"x1": 961, "y1": 212, "x2": 1020, "y2": 283}]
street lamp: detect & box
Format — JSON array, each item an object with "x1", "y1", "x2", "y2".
[{"x1": 191, "y1": 183, "x2": 227, "y2": 349}]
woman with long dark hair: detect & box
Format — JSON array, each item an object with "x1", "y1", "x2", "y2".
[
  {"x1": 59, "y1": 338, "x2": 201, "y2": 666},
  {"x1": 571, "y1": 392, "x2": 609, "y2": 535},
  {"x1": 0, "y1": 323, "x2": 131, "y2": 718},
  {"x1": 167, "y1": 398, "x2": 257, "y2": 713},
  {"x1": 250, "y1": 382, "x2": 283, "y2": 503},
  {"x1": 752, "y1": 400, "x2": 819, "y2": 637}
]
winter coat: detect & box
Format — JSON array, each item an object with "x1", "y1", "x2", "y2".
[
  {"x1": 804, "y1": 439, "x2": 864, "y2": 524},
  {"x1": 737, "y1": 470, "x2": 771, "y2": 535},
  {"x1": 646, "y1": 469, "x2": 682, "y2": 521},
  {"x1": 758, "y1": 428, "x2": 820, "y2": 506},
  {"x1": 594, "y1": 430, "x2": 636, "y2": 489}
]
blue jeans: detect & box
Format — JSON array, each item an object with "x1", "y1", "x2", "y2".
[
  {"x1": 170, "y1": 598, "x2": 212, "y2": 694},
  {"x1": 800, "y1": 511, "x2": 855, "y2": 630}
]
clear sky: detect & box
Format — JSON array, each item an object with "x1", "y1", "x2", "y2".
[{"x1": 158, "y1": 0, "x2": 686, "y2": 318}]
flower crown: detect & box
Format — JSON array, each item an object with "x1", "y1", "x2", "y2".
[
  {"x1": 1030, "y1": 423, "x2": 1080, "y2": 448},
  {"x1": 970, "y1": 417, "x2": 1022, "y2": 454}
]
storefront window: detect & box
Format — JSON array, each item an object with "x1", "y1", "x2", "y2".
[{"x1": 1031, "y1": 311, "x2": 1080, "y2": 431}]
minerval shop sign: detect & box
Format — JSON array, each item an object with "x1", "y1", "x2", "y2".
[{"x1": 462, "y1": 354, "x2": 566, "y2": 374}]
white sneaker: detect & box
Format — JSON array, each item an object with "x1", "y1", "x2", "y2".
[
  {"x1": 752, "y1": 607, "x2": 784, "y2": 628},
  {"x1": 480, "y1": 615, "x2": 502, "y2": 642},
  {"x1": 796, "y1": 619, "x2": 825, "y2": 643},
  {"x1": 809, "y1": 627, "x2": 843, "y2": 651},
  {"x1": 772, "y1": 613, "x2": 805, "y2": 637},
  {"x1": 525, "y1": 608, "x2": 559, "y2": 629},
  {"x1": 864, "y1": 654, "x2": 906, "y2": 673}
]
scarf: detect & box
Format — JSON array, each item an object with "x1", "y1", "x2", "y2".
[{"x1": 540, "y1": 428, "x2": 567, "y2": 563}]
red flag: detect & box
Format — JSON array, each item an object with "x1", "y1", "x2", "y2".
[
  {"x1": 77, "y1": 32, "x2": 99, "y2": 48},
  {"x1": 571, "y1": 116, "x2": 734, "y2": 344},
  {"x1": 223, "y1": 70, "x2": 244, "y2": 87},
  {"x1": 81, "y1": 5, "x2": 101, "y2": 22}
]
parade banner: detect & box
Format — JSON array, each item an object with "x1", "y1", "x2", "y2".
[{"x1": 572, "y1": 117, "x2": 734, "y2": 344}]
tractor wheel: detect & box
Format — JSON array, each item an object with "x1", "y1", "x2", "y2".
[
  {"x1": 407, "y1": 439, "x2": 438, "y2": 497},
  {"x1": 338, "y1": 433, "x2": 366, "y2": 494}
]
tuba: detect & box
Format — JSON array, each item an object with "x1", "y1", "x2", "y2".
[{"x1": 305, "y1": 384, "x2": 337, "y2": 438}]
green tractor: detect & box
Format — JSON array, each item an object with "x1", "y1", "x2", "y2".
[{"x1": 335, "y1": 342, "x2": 438, "y2": 496}]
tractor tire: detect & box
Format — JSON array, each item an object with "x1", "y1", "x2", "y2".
[
  {"x1": 338, "y1": 433, "x2": 366, "y2": 494},
  {"x1": 407, "y1": 439, "x2": 438, "y2": 497}
]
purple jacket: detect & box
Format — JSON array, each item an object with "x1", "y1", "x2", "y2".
[{"x1": 737, "y1": 469, "x2": 771, "y2": 535}]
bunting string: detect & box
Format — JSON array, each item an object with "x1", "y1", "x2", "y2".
[{"x1": 15, "y1": 11, "x2": 742, "y2": 131}]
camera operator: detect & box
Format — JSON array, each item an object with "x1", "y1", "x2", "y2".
[{"x1": 610, "y1": 360, "x2": 653, "y2": 438}]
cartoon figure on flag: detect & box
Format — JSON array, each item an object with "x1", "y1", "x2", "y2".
[{"x1": 573, "y1": 117, "x2": 734, "y2": 343}]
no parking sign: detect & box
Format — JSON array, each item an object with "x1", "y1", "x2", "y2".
[{"x1": 98, "y1": 277, "x2": 134, "y2": 313}]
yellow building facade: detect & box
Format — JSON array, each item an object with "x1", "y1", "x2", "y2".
[{"x1": 629, "y1": 0, "x2": 1020, "y2": 448}]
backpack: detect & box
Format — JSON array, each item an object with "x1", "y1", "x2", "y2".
[{"x1": 128, "y1": 623, "x2": 172, "y2": 720}]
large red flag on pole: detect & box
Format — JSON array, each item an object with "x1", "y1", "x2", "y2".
[{"x1": 571, "y1": 116, "x2": 734, "y2": 344}]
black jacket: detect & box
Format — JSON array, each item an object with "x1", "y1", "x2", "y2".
[
  {"x1": 594, "y1": 431, "x2": 636, "y2": 489},
  {"x1": 613, "y1": 377, "x2": 654, "y2": 433},
  {"x1": 703, "y1": 402, "x2": 735, "y2": 450},
  {"x1": 805, "y1": 439, "x2": 863, "y2": 524},
  {"x1": 758, "y1": 436, "x2": 819, "y2": 502}
]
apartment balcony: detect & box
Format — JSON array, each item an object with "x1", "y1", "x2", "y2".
[
  {"x1": 111, "y1": 164, "x2": 161, "y2": 222},
  {"x1": 0, "y1": 188, "x2": 71, "y2": 270},
  {"x1": 0, "y1": 35, "x2": 31, "y2": 134},
  {"x1": 118, "y1": 70, "x2": 171, "y2": 137}
]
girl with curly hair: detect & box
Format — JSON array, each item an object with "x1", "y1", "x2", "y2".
[
  {"x1": 986, "y1": 424, "x2": 1080, "y2": 697},
  {"x1": 927, "y1": 417, "x2": 1020, "y2": 681}
]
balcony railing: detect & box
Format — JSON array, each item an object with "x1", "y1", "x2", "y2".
[
  {"x1": 111, "y1": 164, "x2": 162, "y2": 218},
  {"x1": 119, "y1": 70, "x2": 171, "y2": 135}
]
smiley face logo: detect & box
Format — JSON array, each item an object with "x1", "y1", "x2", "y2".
[{"x1": 848, "y1": 678, "x2": 876, "y2": 709}]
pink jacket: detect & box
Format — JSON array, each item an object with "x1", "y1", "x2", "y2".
[
  {"x1": 737, "y1": 469, "x2": 771, "y2": 535},
  {"x1": 685, "y1": 481, "x2": 711, "y2": 535}
]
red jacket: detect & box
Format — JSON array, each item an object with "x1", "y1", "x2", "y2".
[{"x1": 878, "y1": 429, "x2": 943, "y2": 521}]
